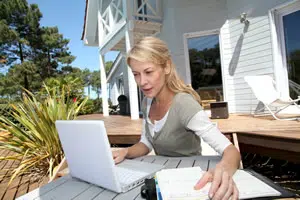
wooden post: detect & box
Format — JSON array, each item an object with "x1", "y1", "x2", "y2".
[
  {"x1": 124, "y1": 0, "x2": 140, "y2": 120},
  {"x1": 98, "y1": 10, "x2": 109, "y2": 116},
  {"x1": 125, "y1": 29, "x2": 140, "y2": 120}
]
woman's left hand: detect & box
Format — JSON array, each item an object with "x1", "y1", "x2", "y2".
[{"x1": 194, "y1": 163, "x2": 239, "y2": 200}]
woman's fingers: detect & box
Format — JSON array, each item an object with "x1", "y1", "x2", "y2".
[
  {"x1": 232, "y1": 183, "x2": 239, "y2": 200},
  {"x1": 112, "y1": 149, "x2": 128, "y2": 164},
  {"x1": 194, "y1": 171, "x2": 213, "y2": 190},
  {"x1": 212, "y1": 171, "x2": 229, "y2": 200},
  {"x1": 209, "y1": 167, "x2": 223, "y2": 198},
  {"x1": 114, "y1": 156, "x2": 123, "y2": 164},
  {"x1": 112, "y1": 151, "x2": 122, "y2": 164},
  {"x1": 194, "y1": 167, "x2": 239, "y2": 200},
  {"x1": 221, "y1": 178, "x2": 233, "y2": 200}
]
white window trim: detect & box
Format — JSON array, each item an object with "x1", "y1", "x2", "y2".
[
  {"x1": 269, "y1": 0, "x2": 300, "y2": 100},
  {"x1": 183, "y1": 29, "x2": 227, "y2": 101},
  {"x1": 116, "y1": 73, "x2": 124, "y2": 94}
]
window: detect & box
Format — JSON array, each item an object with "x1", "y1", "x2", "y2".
[
  {"x1": 117, "y1": 75, "x2": 124, "y2": 94},
  {"x1": 184, "y1": 30, "x2": 223, "y2": 109},
  {"x1": 282, "y1": 10, "x2": 300, "y2": 99},
  {"x1": 270, "y1": 1, "x2": 300, "y2": 100}
]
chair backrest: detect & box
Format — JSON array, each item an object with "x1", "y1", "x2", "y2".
[{"x1": 244, "y1": 75, "x2": 280, "y2": 105}]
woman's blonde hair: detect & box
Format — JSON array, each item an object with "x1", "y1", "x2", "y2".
[{"x1": 126, "y1": 36, "x2": 201, "y2": 104}]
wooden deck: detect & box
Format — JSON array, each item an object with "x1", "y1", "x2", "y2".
[
  {"x1": 77, "y1": 114, "x2": 143, "y2": 145},
  {"x1": 0, "y1": 148, "x2": 49, "y2": 200},
  {"x1": 1, "y1": 113, "x2": 300, "y2": 199},
  {"x1": 77, "y1": 114, "x2": 300, "y2": 163}
]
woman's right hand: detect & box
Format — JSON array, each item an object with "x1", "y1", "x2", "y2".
[{"x1": 112, "y1": 148, "x2": 128, "y2": 164}]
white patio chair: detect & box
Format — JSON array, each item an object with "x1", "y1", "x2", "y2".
[{"x1": 244, "y1": 75, "x2": 300, "y2": 121}]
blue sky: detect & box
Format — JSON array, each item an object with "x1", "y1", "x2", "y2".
[{"x1": 27, "y1": 0, "x2": 119, "y2": 72}]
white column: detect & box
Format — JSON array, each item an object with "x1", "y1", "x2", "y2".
[
  {"x1": 125, "y1": 29, "x2": 140, "y2": 120},
  {"x1": 98, "y1": 7, "x2": 109, "y2": 116},
  {"x1": 99, "y1": 54, "x2": 109, "y2": 116}
]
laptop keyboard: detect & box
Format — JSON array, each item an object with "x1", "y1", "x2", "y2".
[{"x1": 116, "y1": 167, "x2": 148, "y2": 184}]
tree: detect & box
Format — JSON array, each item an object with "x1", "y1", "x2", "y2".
[
  {"x1": 90, "y1": 70, "x2": 101, "y2": 99},
  {"x1": 189, "y1": 44, "x2": 221, "y2": 90},
  {"x1": 0, "y1": 1, "x2": 76, "y2": 92},
  {"x1": 0, "y1": 20, "x2": 17, "y2": 65},
  {"x1": 34, "y1": 27, "x2": 75, "y2": 79},
  {"x1": 80, "y1": 68, "x2": 91, "y2": 98},
  {"x1": 105, "y1": 61, "x2": 113, "y2": 74},
  {"x1": 89, "y1": 61, "x2": 113, "y2": 99},
  {"x1": 60, "y1": 66, "x2": 90, "y2": 98},
  {"x1": 0, "y1": 0, "x2": 42, "y2": 89},
  {"x1": 0, "y1": 61, "x2": 41, "y2": 98}
]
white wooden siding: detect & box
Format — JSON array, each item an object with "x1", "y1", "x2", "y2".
[
  {"x1": 122, "y1": 58, "x2": 130, "y2": 99},
  {"x1": 107, "y1": 57, "x2": 129, "y2": 105},
  {"x1": 224, "y1": 0, "x2": 292, "y2": 113},
  {"x1": 158, "y1": 0, "x2": 228, "y2": 83},
  {"x1": 109, "y1": 83, "x2": 120, "y2": 105},
  {"x1": 222, "y1": 15, "x2": 274, "y2": 113}
]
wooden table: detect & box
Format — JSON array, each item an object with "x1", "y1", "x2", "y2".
[{"x1": 16, "y1": 156, "x2": 221, "y2": 200}]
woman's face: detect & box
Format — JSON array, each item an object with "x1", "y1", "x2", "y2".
[{"x1": 130, "y1": 59, "x2": 168, "y2": 98}]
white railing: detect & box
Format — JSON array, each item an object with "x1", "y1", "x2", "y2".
[
  {"x1": 98, "y1": 0, "x2": 162, "y2": 45},
  {"x1": 133, "y1": 0, "x2": 162, "y2": 21},
  {"x1": 99, "y1": 0, "x2": 125, "y2": 43}
]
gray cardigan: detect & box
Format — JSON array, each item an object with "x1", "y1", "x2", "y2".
[{"x1": 142, "y1": 93, "x2": 202, "y2": 156}]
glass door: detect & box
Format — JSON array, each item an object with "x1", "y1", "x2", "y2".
[
  {"x1": 187, "y1": 33, "x2": 223, "y2": 109},
  {"x1": 282, "y1": 10, "x2": 300, "y2": 100}
]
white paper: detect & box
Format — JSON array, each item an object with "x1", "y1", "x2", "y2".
[
  {"x1": 156, "y1": 167, "x2": 281, "y2": 200},
  {"x1": 233, "y1": 170, "x2": 281, "y2": 199}
]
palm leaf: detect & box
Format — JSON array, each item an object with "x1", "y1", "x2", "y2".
[{"x1": 0, "y1": 83, "x2": 88, "y2": 185}]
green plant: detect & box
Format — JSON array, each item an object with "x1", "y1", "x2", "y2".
[
  {"x1": 93, "y1": 98, "x2": 102, "y2": 113},
  {"x1": 0, "y1": 84, "x2": 87, "y2": 184},
  {"x1": 0, "y1": 103, "x2": 17, "y2": 125},
  {"x1": 42, "y1": 76, "x2": 85, "y2": 100},
  {"x1": 78, "y1": 99, "x2": 95, "y2": 115}
]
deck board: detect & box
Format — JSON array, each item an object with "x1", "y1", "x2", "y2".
[
  {"x1": 77, "y1": 114, "x2": 142, "y2": 144},
  {"x1": 213, "y1": 115, "x2": 300, "y2": 140}
]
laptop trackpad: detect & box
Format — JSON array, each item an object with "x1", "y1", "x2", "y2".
[{"x1": 116, "y1": 159, "x2": 163, "y2": 185}]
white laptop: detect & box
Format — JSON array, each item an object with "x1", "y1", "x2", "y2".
[{"x1": 55, "y1": 120, "x2": 164, "y2": 193}]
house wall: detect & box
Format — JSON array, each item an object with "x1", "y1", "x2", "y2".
[
  {"x1": 107, "y1": 57, "x2": 129, "y2": 105},
  {"x1": 102, "y1": 0, "x2": 296, "y2": 114},
  {"x1": 224, "y1": 0, "x2": 292, "y2": 113},
  {"x1": 157, "y1": 0, "x2": 228, "y2": 82},
  {"x1": 157, "y1": 0, "x2": 293, "y2": 113}
]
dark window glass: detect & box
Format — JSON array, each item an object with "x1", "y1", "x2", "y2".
[
  {"x1": 283, "y1": 10, "x2": 300, "y2": 99},
  {"x1": 187, "y1": 34, "x2": 223, "y2": 109}
]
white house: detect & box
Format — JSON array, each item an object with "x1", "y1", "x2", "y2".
[{"x1": 82, "y1": 0, "x2": 300, "y2": 120}]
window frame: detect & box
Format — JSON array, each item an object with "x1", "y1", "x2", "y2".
[
  {"x1": 183, "y1": 29, "x2": 226, "y2": 101},
  {"x1": 269, "y1": 0, "x2": 300, "y2": 99}
]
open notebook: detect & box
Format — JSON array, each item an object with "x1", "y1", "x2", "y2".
[{"x1": 156, "y1": 167, "x2": 284, "y2": 200}]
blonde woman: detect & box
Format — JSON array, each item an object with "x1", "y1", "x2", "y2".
[{"x1": 113, "y1": 37, "x2": 240, "y2": 200}]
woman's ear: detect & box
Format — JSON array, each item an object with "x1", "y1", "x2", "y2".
[{"x1": 164, "y1": 60, "x2": 171, "y2": 75}]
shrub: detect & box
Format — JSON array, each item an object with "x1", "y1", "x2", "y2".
[
  {"x1": 78, "y1": 99, "x2": 95, "y2": 115},
  {"x1": 93, "y1": 98, "x2": 102, "y2": 113},
  {"x1": 0, "y1": 85, "x2": 87, "y2": 184}
]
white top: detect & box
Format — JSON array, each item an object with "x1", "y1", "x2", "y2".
[{"x1": 140, "y1": 98, "x2": 231, "y2": 155}]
